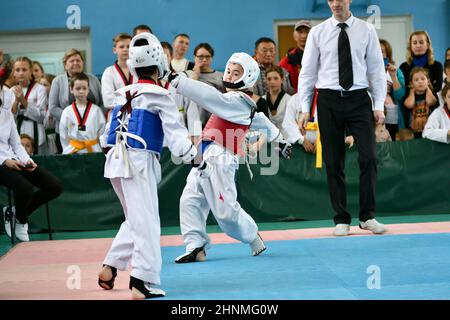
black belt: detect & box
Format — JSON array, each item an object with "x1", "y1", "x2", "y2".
[{"x1": 318, "y1": 88, "x2": 367, "y2": 98}]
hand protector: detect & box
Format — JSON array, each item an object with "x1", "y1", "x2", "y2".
[
  {"x1": 276, "y1": 140, "x2": 292, "y2": 159},
  {"x1": 180, "y1": 144, "x2": 197, "y2": 163},
  {"x1": 167, "y1": 72, "x2": 180, "y2": 87}
]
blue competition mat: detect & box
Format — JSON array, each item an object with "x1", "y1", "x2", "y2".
[{"x1": 158, "y1": 233, "x2": 450, "y2": 300}]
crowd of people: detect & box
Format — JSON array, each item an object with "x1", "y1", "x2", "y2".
[{"x1": 0, "y1": 23, "x2": 448, "y2": 158}]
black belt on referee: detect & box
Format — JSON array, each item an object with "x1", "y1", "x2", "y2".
[{"x1": 318, "y1": 88, "x2": 367, "y2": 98}]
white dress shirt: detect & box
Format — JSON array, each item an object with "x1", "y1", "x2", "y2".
[{"x1": 298, "y1": 14, "x2": 386, "y2": 113}]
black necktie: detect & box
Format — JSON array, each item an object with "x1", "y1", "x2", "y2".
[{"x1": 338, "y1": 23, "x2": 353, "y2": 90}]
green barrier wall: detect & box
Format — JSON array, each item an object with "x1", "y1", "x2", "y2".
[{"x1": 1, "y1": 139, "x2": 449, "y2": 232}]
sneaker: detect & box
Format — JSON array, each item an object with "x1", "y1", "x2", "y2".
[
  {"x1": 129, "y1": 276, "x2": 165, "y2": 299},
  {"x1": 174, "y1": 246, "x2": 206, "y2": 263},
  {"x1": 333, "y1": 224, "x2": 350, "y2": 236},
  {"x1": 359, "y1": 219, "x2": 387, "y2": 234},
  {"x1": 14, "y1": 220, "x2": 29, "y2": 242},
  {"x1": 250, "y1": 233, "x2": 266, "y2": 256}
]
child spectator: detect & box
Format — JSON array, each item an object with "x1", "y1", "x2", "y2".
[
  {"x1": 11, "y1": 57, "x2": 48, "y2": 154},
  {"x1": 404, "y1": 67, "x2": 437, "y2": 138},
  {"x1": 132, "y1": 24, "x2": 153, "y2": 36},
  {"x1": 423, "y1": 83, "x2": 450, "y2": 143},
  {"x1": 395, "y1": 128, "x2": 415, "y2": 141},
  {"x1": 59, "y1": 73, "x2": 105, "y2": 154},
  {"x1": 20, "y1": 134, "x2": 34, "y2": 155},
  {"x1": 39, "y1": 74, "x2": 58, "y2": 155},
  {"x1": 263, "y1": 66, "x2": 291, "y2": 135},
  {"x1": 32, "y1": 61, "x2": 45, "y2": 82},
  {"x1": 101, "y1": 33, "x2": 135, "y2": 116}
]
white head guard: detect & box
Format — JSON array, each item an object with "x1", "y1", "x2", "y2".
[
  {"x1": 127, "y1": 32, "x2": 169, "y2": 80},
  {"x1": 222, "y1": 52, "x2": 260, "y2": 90}
]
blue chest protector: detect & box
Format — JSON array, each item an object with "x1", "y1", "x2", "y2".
[{"x1": 107, "y1": 105, "x2": 164, "y2": 154}]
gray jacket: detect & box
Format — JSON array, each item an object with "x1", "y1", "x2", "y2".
[{"x1": 48, "y1": 73, "x2": 103, "y2": 133}]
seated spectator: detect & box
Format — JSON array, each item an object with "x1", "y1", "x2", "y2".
[
  {"x1": 59, "y1": 73, "x2": 105, "y2": 154},
  {"x1": 400, "y1": 31, "x2": 442, "y2": 113},
  {"x1": 48, "y1": 48, "x2": 102, "y2": 153},
  {"x1": 263, "y1": 66, "x2": 291, "y2": 134},
  {"x1": 0, "y1": 80, "x2": 63, "y2": 242},
  {"x1": 395, "y1": 128, "x2": 415, "y2": 141},
  {"x1": 132, "y1": 24, "x2": 153, "y2": 36},
  {"x1": 171, "y1": 34, "x2": 194, "y2": 72},
  {"x1": 11, "y1": 57, "x2": 48, "y2": 154},
  {"x1": 253, "y1": 37, "x2": 294, "y2": 96},
  {"x1": 279, "y1": 20, "x2": 312, "y2": 93},
  {"x1": 101, "y1": 33, "x2": 134, "y2": 116},
  {"x1": 404, "y1": 67, "x2": 437, "y2": 138},
  {"x1": 20, "y1": 134, "x2": 34, "y2": 155},
  {"x1": 380, "y1": 39, "x2": 407, "y2": 140},
  {"x1": 423, "y1": 83, "x2": 450, "y2": 144},
  {"x1": 32, "y1": 61, "x2": 45, "y2": 82}
]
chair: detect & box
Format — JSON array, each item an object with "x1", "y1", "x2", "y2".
[{"x1": 3, "y1": 187, "x2": 53, "y2": 243}]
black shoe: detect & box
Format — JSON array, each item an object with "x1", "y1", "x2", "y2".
[
  {"x1": 174, "y1": 246, "x2": 206, "y2": 263},
  {"x1": 129, "y1": 276, "x2": 165, "y2": 299},
  {"x1": 98, "y1": 265, "x2": 117, "y2": 290}
]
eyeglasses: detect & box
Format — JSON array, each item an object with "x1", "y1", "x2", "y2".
[{"x1": 195, "y1": 55, "x2": 212, "y2": 60}]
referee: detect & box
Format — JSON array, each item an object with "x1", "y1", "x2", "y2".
[{"x1": 297, "y1": 0, "x2": 388, "y2": 236}]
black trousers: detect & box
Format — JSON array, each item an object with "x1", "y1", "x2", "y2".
[
  {"x1": 0, "y1": 165, "x2": 63, "y2": 224},
  {"x1": 317, "y1": 89, "x2": 377, "y2": 225}
]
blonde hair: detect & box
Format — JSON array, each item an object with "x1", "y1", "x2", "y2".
[
  {"x1": 63, "y1": 48, "x2": 84, "y2": 66},
  {"x1": 112, "y1": 33, "x2": 132, "y2": 46},
  {"x1": 406, "y1": 31, "x2": 435, "y2": 65}
]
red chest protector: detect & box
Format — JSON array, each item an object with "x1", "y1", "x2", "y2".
[{"x1": 201, "y1": 115, "x2": 250, "y2": 156}]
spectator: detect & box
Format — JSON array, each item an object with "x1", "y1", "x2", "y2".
[
  {"x1": 2, "y1": 60, "x2": 16, "y2": 89},
  {"x1": 438, "y1": 60, "x2": 450, "y2": 107},
  {"x1": 20, "y1": 134, "x2": 34, "y2": 156},
  {"x1": 48, "y1": 48, "x2": 102, "y2": 153},
  {"x1": 101, "y1": 33, "x2": 134, "y2": 115},
  {"x1": 59, "y1": 73, "x2": 105, "y2": 154},
  {"x1": 282, "y1": 92, "x2": 317, "y2": 154},
  {"x1": 0, "y1": 81, "x2": 63, "y2": 242},
  {"x1": 186, "y1": 43, "x2": 224, "y2": 127},
  {"x1": 32, "y1": 61, "x2": 45, "y2": 82},
  {"x1": 171, "y1": 34, "x2": 194, "y2": 72},
  {"x1": 263, "y1": 66, "x2": 291, "y2": 134},
  {"x1": 403, "y1": 67, "x2": 437, "y2": 138},
  {"x1": 187, "y1": 43, "x2": 224, "y2": 92},
  {"x1": 400, "y1": 31, "x2": 442, "y2": 111},
  {"x1": 39, "y1": 74, "x2": 58, "y2": 155},
  {"x1": 161, "y1": 42, "x2": 175, "y2": 72},
  {"x1": 132, "y1": 24, "x2": 153, "y2": 36},
  {"x1": 279, "y1": 20, "x2": 312, "y2": 93},
  {"x1": 423, "y1": 83, "x2": 450, "y2": 143},
  {"x1": 380, "y1": 39, "x2": 407, "y2": 140},
  {"x1": 395, "y1": 128, "x2": 414, "y2": 141},
  {"x1": 11, "y1": 57, "x2": 48, "y2": 155},
  {"x1": 253, "y1": 37, "x2": 294, "y2": 96},
  {"x1": 445, "y1": 47, "x2": 450, "y2": 63},
  {"x1": 160, "y1": 41, "x2": 202, "y2": 143}
]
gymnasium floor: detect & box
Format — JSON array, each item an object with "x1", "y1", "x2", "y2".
[{"x1": 1, "y1": 215, "x2": 450, "y2": 300}]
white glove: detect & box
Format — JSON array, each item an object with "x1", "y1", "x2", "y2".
[{"x1": 181, "y1": 144, "x2": 197, "y2": 163}]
